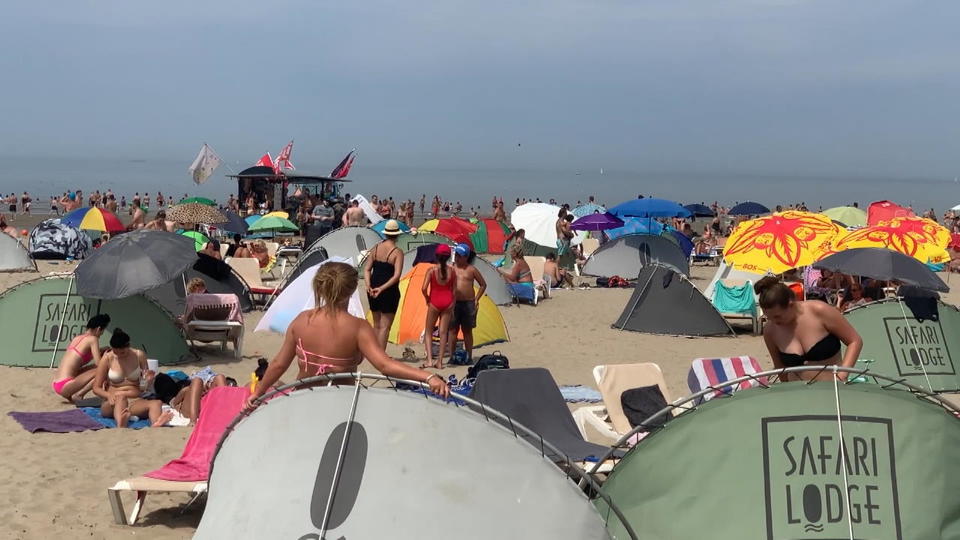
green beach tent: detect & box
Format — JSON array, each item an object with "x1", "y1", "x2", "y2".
[
  {"x1": 0, "y1": 276, "x2": 191, "y2": 367},
  {"x1": 845, "y1": 298, "x2": 960, "y2": 392},
  {"x1": 597, "y1": 381, "x2": 960, "y2": 539}
]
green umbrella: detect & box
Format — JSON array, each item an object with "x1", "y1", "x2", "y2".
[
  {"x1": 247, "y1": 216, "x2": 299, "y2": 233},
  {"x1": 179, "y1": 230, "x2": 210, "y2": 251},
  {"x1": 179, "y1": 197, "x2": 216, "y2": 206},
  {"x1": 822, "y1": 206, "x2": 867, "y2": 228}
]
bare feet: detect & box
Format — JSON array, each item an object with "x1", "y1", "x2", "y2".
[
  {"x1": 117, "y1": 409, "x2": 131, "y2": 428},
  {"x1": 419, "y1": 363, "x2": 432, "y2": 369},
  {"x1": 152, "y1": 410, "x2": 174, "y2": 427}
]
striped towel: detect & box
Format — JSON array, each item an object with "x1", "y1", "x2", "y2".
[{"x1": 687, "y1": 356, "x2": 766, "y2": 404}]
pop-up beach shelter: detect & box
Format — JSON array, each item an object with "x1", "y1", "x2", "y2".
[
  {"x1": 582, "y1": 234, "x2": 690, "y2": 278},
  {"x1": 146, "y1": 266, "x2": 254, "y2": 316},
  {"x1": 195, "y1": 375, "x2": 619, "y2": 539},
  {"x1": 469, "y1": 218, "x2": 510, "y2": 254},
  {"x1": 845, "y1": 297, "x2": 960, "y2": 392},
  {"x1": 595, "y1": 376, "x2": 960, "y2": 540},
  {"x1": 0, "y1": 276, "x2": 190, "y2": 367},
  {"x1": 613, "y1": 263, "x2": 734, "y2": 336},
  {"x1": 28, "y1": 219, "x2": 91, "y2": 260},
  {"x1": 394, "y1": 231, "x2": 450, "y2": 253},
  {"x1": 0, "y1": 234, "x2": 35, "y2": 272}
]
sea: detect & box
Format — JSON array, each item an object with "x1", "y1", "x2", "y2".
[{"x1": 1, "y1": 156, "x2": 957, "y2": 213}]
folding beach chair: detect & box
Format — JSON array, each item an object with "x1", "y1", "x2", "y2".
[
  {"x1": 572, "y1": 363, "x2": 673, "y2": 444},
  {"x1": 108, "y1": 387, "x2": 249, "y2": 525},
  {"x1": 712, "y1": 279, "x2": 762, "y2": 334},
  {"x1": 686, "y1": 356, "x2": 766, "y2": 405},
  {"x1": 226, "y1": 257, "x2": 277, "y2": 306},
  {"x1": 183, "y1": 294, "x2": 244, "y2": 359}
]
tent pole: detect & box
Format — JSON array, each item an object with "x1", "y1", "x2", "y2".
[
  {"x1": 832, "y1": 370, "x2": 855, "y2": 540},
  {"x1": 49, "y1": 275, "x2": 75, "y2": 369},
  {"x1": 320, "y1": 372, "x2": 363, "y2": 536}
]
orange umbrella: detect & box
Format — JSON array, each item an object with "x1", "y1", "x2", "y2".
[
  {"x1": 831, "y1": 216, "x2": 950, "y2": 264},
  {"x1": 723, "y1": 211, "x2": 841, "y2": 275}
]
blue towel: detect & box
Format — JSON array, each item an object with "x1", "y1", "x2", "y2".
[
  {"x1": 81, "y1": 407, "x2": 152, "y2": 430},
  {"x1": 712, "y1": 281, "x2": 756, "y2": 315},
  {"x1": 559, "y1": 385, "x2": 603, "y2": 403},
  {"x1": 165, "y1": 370, "x2": 189, "y2": 382},
  {"x1": 509, "y1": 282, "x2": 536, "y2": 303}
]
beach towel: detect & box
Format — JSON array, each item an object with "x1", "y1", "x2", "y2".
[
  {"x1": 8, "y1": 409, "x2": 104, "y2": 433},
  {"x1": 81, "y1": 407, "x2": 151, "y2": 429},
  {"x1": 509, "y1": 282, "x2": 536, "y2": 303},
  {"x1": 559, "y1": 385, "x2": 603, "y2": 403},
  {"x1": 712, "y1": 281, "x2": 756, "y2": 315},
  {"x1": 145, "y1": 386, "x2": 249, "y2": 482},
  {"x1": 687, "y1": 356, "x2": 765, "y2": 404},
  {"x1": 184, "y1": 293, "x2": 243, "y2": 323}
]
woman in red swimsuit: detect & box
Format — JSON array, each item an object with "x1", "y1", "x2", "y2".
[
  {"x1": 421, "y1": 244, "x2": 457, "y2": 369},
  {"x1": 51, "y1": 314, "x2": 111, "y2": 403},
  {"x1": 247, "y1": 262, "x2": 449, "y2": 410}
]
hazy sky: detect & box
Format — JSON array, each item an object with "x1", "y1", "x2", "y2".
[{"x1": 1, "y1": 0, "x2": 958, "y2": 179}]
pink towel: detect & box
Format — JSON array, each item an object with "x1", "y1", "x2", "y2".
[
  {"x1": 184, "y1": 293, "x2": 243, "y2": 323},
  {"x1": 145, "y1": 386, "x2": 249, "y2": 482}
]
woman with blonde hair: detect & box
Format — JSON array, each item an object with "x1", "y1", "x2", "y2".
[{"x1": 247, "y1": 262, "x2": 449, "y2": 409}]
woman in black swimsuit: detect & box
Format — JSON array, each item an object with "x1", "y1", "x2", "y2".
[
  {"x1": 364, "y1": 219, "x2": 404, "y2": 349},
  {"x1": 756, "y1": 276, "x2": 862, "y2": 382}
]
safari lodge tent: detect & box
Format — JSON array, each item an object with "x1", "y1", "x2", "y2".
[
  {"x1": 228, "y1": 166, "x2": 351, "y2": 214},
  {"x1": 0, "y1": 276, "x2": 190, "y2": 367}
]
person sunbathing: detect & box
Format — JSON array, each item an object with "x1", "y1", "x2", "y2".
[
  {"x1": 246, "y1": 261, "x2": 449, "y2": 410},
  {"x1": 167, "y1": 368, "x2": 229, "y2": 424},
  {"x1": 51, "y1": 314, "x2": 111, "y2": 403},
  {"x1": 249, "y1": 240, "x2": 272, "y2": 269},
  {"x1": 92, "y1": 329, "x2": 173, "y2": 428},
  {"x1": 499, "y1": 245, "x2": 533, "y2": 285},
  {"x1": 199, "y1": 239, "x2": 222, "y2": 260}
]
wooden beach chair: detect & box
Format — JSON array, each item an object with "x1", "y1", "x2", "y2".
[{"x1": 572, "y1": 363, "x2": 674, "y2": 444}]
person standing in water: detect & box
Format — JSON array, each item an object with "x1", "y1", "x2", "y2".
[
  {"x1": 364, "y1": 220, "x2": 404, "y2": 349},
  {"x1": 447, "y1": 244, "x2": 486, "y2": 363}
]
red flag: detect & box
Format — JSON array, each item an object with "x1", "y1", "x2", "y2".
[
  {"x1": 255, "y1": 153, "x2": 279, "y2": 174},
  {"x1": 276, "y1": 140, "x2": 295, "y2": 170},
  {"x1": 330, "y1": 150, "x2": 355, "y2": 179}
]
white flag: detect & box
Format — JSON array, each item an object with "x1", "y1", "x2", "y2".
[{"x1": 188, "y1": 144, "x2": 222, "y2": 185}]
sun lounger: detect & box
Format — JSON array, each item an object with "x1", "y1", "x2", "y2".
[
  {"x1": 226, "y1": 257, "x2": 277, "y2": 305},
  {"x1": 712, "y1": 278, "x2": 762, "y2": 334},
  {"x1": 107, "y1": 387, "x2": 248, "y2": 525},
  {"x1": 580, "y1": 237, "x2": 600, "y2": 257},
  {"x1": 687, "y1": 356, "x2": 766, "y2": 405},
  {"x1": 184, "y1": 294, "x2": 244, "y2": 358},
  {"x1": 572, "y1": 363, "x2": 673, "y2": 444}
]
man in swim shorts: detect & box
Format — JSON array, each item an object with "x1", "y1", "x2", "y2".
[{"x1": 448, "y1": 244, "x2": 486, "y2": 362}]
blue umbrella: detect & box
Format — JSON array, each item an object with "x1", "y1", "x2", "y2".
[
  {"x1": 571, "y1": 203, "x2": 606, "y2": 218},
  {"x1": 608, "y1": 198, "x2": 692, "y2": 218},
  {"x1": 606, "y1": 217, "x2": 665, "y2": 240},
  {"x1": 220, "y1": 210, "x2": 249, "y2": 235},
  {"x1": 371, "y1": 219, "x2": 411, "y2": 236},
  {"x1": 728, "y1": 201, "x2": 770, "y2": 216},
  {"x1": 683, "y1": 203, "x2": 715, "y2": 217},
  {"x1": 244, "y1": 215, "x2": 262, "y2": 226}
]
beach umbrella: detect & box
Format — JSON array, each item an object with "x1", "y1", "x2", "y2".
[
  {"x1": 74, "y1": 230, "x2": 197, "y2": 299},
  {"x1": 727, "y1": 201, "x2": 770, "y2": 216},
  {"x1": 244, "y1": 215, "x2": 262, "y2": 226},
  {"x1": 371, "y1": 219, "x2": 410, "y2": 236},
  {"x1": 571, "y1": 203, "x2": 606, "y2": 218},
  {"x1": 683, "y1": 203, "x2": 715, "y2": 217},
  {"x1": 255, "y1": 258, "x2": 364, "y2": 334},
  {"x1": 868, "y1": 200, "x2": 914, "y2": 226},
  {"x1": 178, "y1": 196, "x2": 216, "y2": 206},
  {"x1": 418, "y1": 217, "x2": 477, "y2": 247},
  {"x1": 263, "y1": 211, "x2": 289, "y2": 219},
  {"x1": 60, "y1": 207, "x2": 126, "y2": 233},
  {"x1": 179, "y1": 230, "x2": 210, "y2": 251},
  {"x1": 608, "y1": 198, "x2": 691, "y2": 218},
  {"x1": 814, "y1": 247, "x2": 948, "y2": 292},
  {"x1": 606, "y1": 217, "x2": 665, "y2": 240},
  {"x1": 821, "y1": 206, "x2": 867, "y2": 228},
  {"x1": 832, "y1": 216, "x2": 950, "y2": 264},
  {"x1": 247, "y1": 215, "x2": 299, "y2": 233},
  {"x1": 167, "y1": 203, "x2": 228, "y2": 225},
  {"x1": 570, "y1": 212, "x2": 624, "y2": 231},
  {"x1": 723, "y1": 211, "x2": 841, "y2": 274},
  {"x1": 219, "y1": 210, "x2": 249, "y2": 235},
  {"x1": 510, "y1": 203, "x2": 563, "y2": 248}
]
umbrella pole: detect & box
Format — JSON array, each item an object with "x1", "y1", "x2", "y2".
[{"x1": 49, "y1": 275, "x2": 75, "y2": 369}]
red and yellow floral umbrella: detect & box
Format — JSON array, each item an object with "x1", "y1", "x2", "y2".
[
  {"x1": 723, "y1": 211, "x2": 841, "y2": 275},
  {"x1": 831, "y1": 216, "x2": 950, "y2": 264}
]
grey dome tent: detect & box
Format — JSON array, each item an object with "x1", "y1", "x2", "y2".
[
  {"x1": 196, "y1": 375, "x2": 622, "y2": 539},
  {"x1": 614, "y1": 263, "x2": 734, "y2": 336},
  {"x1": 28, "y1": 219, "x2": 91, "y2": 260},
  {"x1": 301, "y1": 226, "x2": 382, "y2": 266},
  {"x1": 582, "y1": 234, "x2": 690, "y2": 278},
  {"x1": 0, "y1": 234, "x2": 35, "y2": 272},
  {"x1": 146, "y1": 266, "x2": 254, "y2": 315},
  {"x1": 0, "y1": 276, "x2": 191, "y2": 367}
]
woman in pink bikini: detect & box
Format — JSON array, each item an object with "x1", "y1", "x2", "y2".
[
  {"x1": 51, "y1": 314, "x2": 111, "y2": 403},
  {"x1": 247, "y1": 262, "x2": 449, "y2": 410},
  {"x1": 421, "y1": 244, "x2": 456, "y2": 369}
]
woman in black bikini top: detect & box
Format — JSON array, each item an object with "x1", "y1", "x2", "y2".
[{"x1": 755, "y1": 276, "x2": 862, "y2": 382}]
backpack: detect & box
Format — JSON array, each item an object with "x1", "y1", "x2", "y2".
[{"x1": 467, "y1": 352, "x2": 509, "y2": 379}]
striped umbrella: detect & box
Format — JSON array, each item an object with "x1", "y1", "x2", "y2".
[{"x1": 61, "y1": 207, "x2": 125, "y2": 233}]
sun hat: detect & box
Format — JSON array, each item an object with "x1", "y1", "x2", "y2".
[
  {"x1": 434, "y1": 244, "x2": 452, "y2": 257},
  {"x1": 382, "y1": 219, "x2": 403, "y2": 236},
  {"x1": 454, "y1": 243, "x2": 470, "y2": 256}
]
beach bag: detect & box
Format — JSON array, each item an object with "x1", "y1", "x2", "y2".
[
  {"x1": 467, "y1": 352, "x2": 509, "y2": 379},
  {"x1": 621, "y1": 385, "x2": 671, "y2": 431}
]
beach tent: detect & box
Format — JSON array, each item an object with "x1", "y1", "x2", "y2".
[
  {"x1": 845, "y1": 298, "x2": 960, "y2": 392},
  {"x1": 582, "y1": 234, "x2": 690, "y2": 278},
  {"x1": 302, "y1": 226, "x2": 382, "y2": 266},
  {"x1": 255, "y1": 258, "x2": 364, "y2": 334},
  {"x1": 146, "y1": 266, "x2": 255, "y2": 315},
  {"x1": 596, "y1": 381, "x2": 960, "y2": 540},
  {"x1": 0, "y1": 234, "x2": 35, "y2": 272},
  {"x1": 281, "y1": 246, "x2": 328, "y2": 290},
  {"x1": 394, "y1": 231, "x2": 450, "y2": 253},
  {"x1": 470, "y1": 218, "x2": 510, "y2": 254},
  {"x1": 384, "y1": 263, "x2": 508, "y2": 347},
  {"x1": 195, "y1": 379, "x2": 613, "y2": 539},
  {"x1": 28, "y1": 219, "x2": 92, "y2": 260},
  {"x1": 613, "y1": 263, "x2": 734, "y2": 336},
  {"x1": 703, "y1": 259, "x2": 762, "y2": 302},
  {"x1": 389, "y1": 244, "x2": 513, "y2": 306},
  {"x1": 0, "y1": 276, "x2": 190, "y2": 367},
  {"x1": 605, "y1": 217, "x2": 665, "y2": 241}
]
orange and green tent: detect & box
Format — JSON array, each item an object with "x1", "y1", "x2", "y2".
[{"x1": 470, "y1": 218, "x2": 511, "y2": 254}]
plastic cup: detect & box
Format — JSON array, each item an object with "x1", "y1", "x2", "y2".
[{"x1": 147, "y1": 359, "x2": 159, "y2": 373}]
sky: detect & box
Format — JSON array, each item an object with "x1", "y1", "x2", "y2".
[{"x1": 0, "y1": 0, "x2": 958, "y2": 183}]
